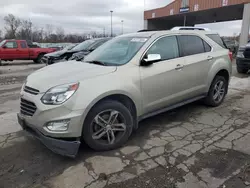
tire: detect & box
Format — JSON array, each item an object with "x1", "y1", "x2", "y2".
[
  {"x1": 237, "y1": 66, "x2": 248, "y2": 74},
  {"x1": 204, "y1": 75, "x2": 228, "y2": 107},
  {"x1": 33, "y1": 54, "x2": 44, "y2": 64},
  {"x1": 82, "y1": 100, "x2": 134, "y2": 151}
]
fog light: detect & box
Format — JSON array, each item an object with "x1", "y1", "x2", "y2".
[{"x1": 46, "y1": 119, "x2": 70, "y2": 131}]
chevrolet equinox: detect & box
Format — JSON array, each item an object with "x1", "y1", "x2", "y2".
[{"x1": 18, "y1": 30, "x2": 232, "y2": 157}]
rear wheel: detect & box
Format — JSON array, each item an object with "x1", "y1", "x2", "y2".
[
  {"x1": 33, "y1": 54, "x2": 44, "y2": 64},
  {"x1": 237, "y1": 66, "x2": 248, "y2": 74},
  {"x1": 205, "y1": 75, "x2": 228, "y2": 107},
  {"x1": 82, "y1": 100, "x2": 134, "y2": 151}
]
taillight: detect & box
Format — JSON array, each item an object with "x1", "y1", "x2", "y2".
[{"x1": 228, "y1": 51, "x2": 233, "y2": 62}]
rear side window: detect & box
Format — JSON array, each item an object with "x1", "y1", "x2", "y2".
[
  {"x1": 20, "y1": 41, "x2": 27, "y2": 48},
  {"x1": 178, "y1": 35, "x2": 205, "y2": 56},
  {"x1": 206, "y1": 34, "x2": 226, "y2": 48},
  {"x1": 147, "y1": 36, "x2": 179, "y2": 61}
]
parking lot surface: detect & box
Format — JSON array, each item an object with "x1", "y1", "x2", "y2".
[{"x1": 0, "y1": 61, "x2": 250, "y2": 188}]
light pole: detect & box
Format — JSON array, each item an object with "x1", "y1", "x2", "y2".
[
  {"x1": 121, "y1": 20, "x2": 124, "y2": 34},
  {"x1": 110, "y1": 10, "x2": 113, "y2": 37}
]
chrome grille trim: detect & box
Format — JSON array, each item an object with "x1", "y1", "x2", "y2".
[{"x1": 24, "y1": 86, "x2": 40, "y2": 95}]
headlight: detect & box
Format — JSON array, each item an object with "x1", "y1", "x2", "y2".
[
  {"x1": 41, "y1": 82, "x2": 79, "y2": 105},
  {"x1": 237, "y1": 51, "x2": 244, "y2": 58}
]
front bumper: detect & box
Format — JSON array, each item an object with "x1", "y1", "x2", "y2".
[
  {"x1": 17, "y1": 113, "x2": 80, "y2": 157},
  {"x1": 41, "y1": 56, "x2": 65, "y2": 65},
  {"x1": 236, "y1": 58, "x2": 250, "y2": 69}
]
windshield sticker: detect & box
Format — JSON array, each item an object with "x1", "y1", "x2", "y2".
[{"x1": 131, "y1": 38, "x2": 148, "y2": 42}]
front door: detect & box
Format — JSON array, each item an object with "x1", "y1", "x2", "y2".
[{"x1": 140, "y1": 35, "x2": 186, "y2": 114}]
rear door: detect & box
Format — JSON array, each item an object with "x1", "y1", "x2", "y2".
[
  {"x1": 18, "y1": 41, "x2": 30, "y2": 59},
  {"x1": 2, "y1": 41, "x2": 18, "y2": 59},
  {"x1": 177, "y1": 35, "x2": 214, "y2": 99}
]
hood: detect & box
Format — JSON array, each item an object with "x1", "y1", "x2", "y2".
[
  {"x1": 26, "y1": 61, "x2": 117, "y2": 92},
  {"x1": 45, "y1": 49, "x2": 67, "y2": 57},
  {"x1": 66, "y1": 49, "x2": 81, "y2": 54}
]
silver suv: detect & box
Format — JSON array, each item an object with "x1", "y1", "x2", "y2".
[{"x1": 18, "y1": 30, "x2": 232, "y2": 157}]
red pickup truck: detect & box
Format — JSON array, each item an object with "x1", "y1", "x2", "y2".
[{"x1": 0, "y1": 39, "x2": 56, "y2": 64}]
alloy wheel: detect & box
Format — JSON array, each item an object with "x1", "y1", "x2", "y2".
[
  {"x1": 213, "y1": 80, "x2": 225, "y2": 103},
  {"x1": 91, "y1": 110, "x2": 127, "y2": 145}
]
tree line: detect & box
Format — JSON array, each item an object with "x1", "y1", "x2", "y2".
[{"x1": 0, "y1": 14, "x2": 108, "y2": 43}]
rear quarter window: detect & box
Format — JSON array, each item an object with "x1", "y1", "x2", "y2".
[
  {"x1": 206, "y1": 34, "x2": 226, "y2": 48},
  {"x1": 20, "y1": 41, "x2": 27, "y2": 48}
]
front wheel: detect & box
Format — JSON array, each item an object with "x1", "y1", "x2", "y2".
[
  {"x1": 82, "y1": 100, "x2": 134, "y2": 151},
  {"x1": 33, "y1": 54, "x2": 44, "y2": 64},
  {"x1": 204, "y1": 76, "x2": 228, "y2": 107}
]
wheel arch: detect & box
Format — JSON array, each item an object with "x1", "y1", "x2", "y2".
[
  {"x1": 206, "y1": 57, "x2": 231, "y2": 93},
  {"x1": 81, "y1": 92, "x2": 140, "y2": 132}
]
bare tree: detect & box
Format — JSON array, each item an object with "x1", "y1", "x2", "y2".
[
  {"x1": 56, "y1": 26, "x2": 65, "y2": 42},
  {"x1": 4, "y1": 14, "x2": 21, "y2": 38},
  {"x1": 32, "y1": 27, "x2": 44, "y2": 42},
  {"x1": 0, "y1": 29, "x2": 2, "y2": 40},
  {"x1": 45, "y1": 24, "x2": 54, "y2": 41},
  {"x1": 17, "y1": 19, "x2": 33, "y2": 40}
]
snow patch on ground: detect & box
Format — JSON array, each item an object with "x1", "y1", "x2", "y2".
[{"x1": 229, "y1": 76, "x2": 250, "y2": 91}]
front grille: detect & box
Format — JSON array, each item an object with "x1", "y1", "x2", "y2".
[
  {"x1": 24, "y1": 86, "x2": 40, "y2": 95},
  {"x1": 20, "y1": 98, "x2": 37, "y2": 116}
]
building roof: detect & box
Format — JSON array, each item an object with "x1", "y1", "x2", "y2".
[{"x1": 144, "y1": 0, "x2": 250, "y2": 20}]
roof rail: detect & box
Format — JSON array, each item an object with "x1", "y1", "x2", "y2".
[
  {"x1": 137, "y1": 29, "x2": 158, "y2": 32},
  {"x1": 171, "y1": 27, "x2": 211, "y2": 31}
]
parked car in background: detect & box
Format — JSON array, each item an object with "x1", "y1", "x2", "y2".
[
  {"x1": 18, "y1": 29, "x2": 232, "y2": 157},
  {"x1": 0, "y1": 39, "x2": 56, "y2": 64},
  {"x1": 41, "y1": 44, "x2": 77, "y2": 64},
  {"x1": 44, "y1": 38, "x2": 110, "y2": 65},
  {"x1": 236, "y1": 42, "x2": 250, "y2": 73},
  {"x1": 69, "y1": 38, "x2": 111, "y2": 61},
  {"x1": 223, "y1": 38, "x2": 238, "y2": 57}
]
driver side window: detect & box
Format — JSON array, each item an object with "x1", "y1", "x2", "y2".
[{"x1": 147, "y1": 36, "x2": 179, "y2": 61}]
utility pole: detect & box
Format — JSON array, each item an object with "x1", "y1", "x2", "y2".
[
  {"x1": 121, "y1": 20, "x2": 124, "y2": 34},
  {"x1": 110, "y1": 10, "x2": 113, "y2": 37},
  {"x1": 103, "y1": 27, "x2": 106, "y2": 37}
]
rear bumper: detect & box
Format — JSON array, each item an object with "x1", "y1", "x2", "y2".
[
  {"x1": 17, "y1": 113, "x2": 80, "y2": 158},
  {"x1": 236, "y1": 58, "x2": 250, "y2": 69}
]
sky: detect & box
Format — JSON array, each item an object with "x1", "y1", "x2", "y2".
[{"x1": 0, "y1": 0, "x2": 243, "y2": 36}]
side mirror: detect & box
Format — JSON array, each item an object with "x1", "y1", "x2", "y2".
[
  {"x1": 2, "y1": 46, "x2": 7, "y2": 49},
  {"x1": 141, "y1": 54, "x2": 161, "y2": 66}
]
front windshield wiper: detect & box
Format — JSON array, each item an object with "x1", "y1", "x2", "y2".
[{"x1": 85, "y1": 60, "x2": 106, "y2": 66}]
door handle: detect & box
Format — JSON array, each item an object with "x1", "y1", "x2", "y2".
[
  {"x1": 175, "y1": 64, "x2": 184, "y2": 70},
  {"x1": 207, "y1": 56, "x2": 214, "y2": 61}
]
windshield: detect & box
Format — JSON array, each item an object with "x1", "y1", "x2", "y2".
[
  {"x1": 0, "y1": 40, "x2": 6, "y2": 47},
  {"x1": 71, "y1": 40, "x2": 95, "y2": 51},
  {"x1": 84, "y1": 36, "x2": 148, "y2": 65},
  {"x1": 86, "y1": 39, "x2": 108, "y2": 51}
]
